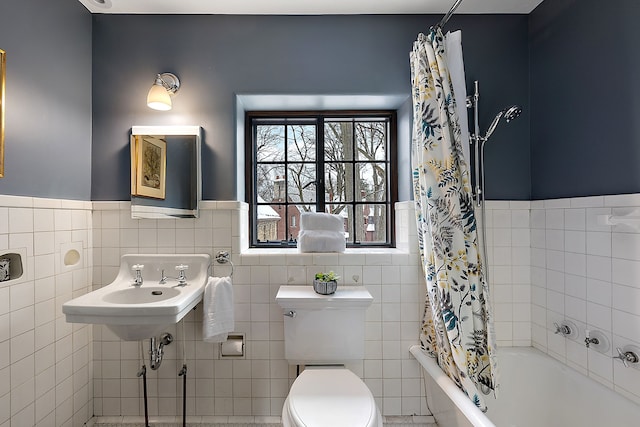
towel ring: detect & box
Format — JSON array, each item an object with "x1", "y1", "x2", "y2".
[{"x1": 215, "y1": 251, "x2": 234, "y2": 277}]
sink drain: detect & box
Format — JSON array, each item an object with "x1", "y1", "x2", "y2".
[{"x1": 151, "y1": 290, "x2": 163, "y2": 296}]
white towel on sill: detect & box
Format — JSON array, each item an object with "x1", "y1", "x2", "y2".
[
  {"x1": 298, "y1": 229, "x2": 346, "y2": 253},
  {"x1": 300, "y1": 212, "x2": 344, "y2": 232},
  {"x1": 202, "y1": 276, "x2": 234, "y2": 343}
]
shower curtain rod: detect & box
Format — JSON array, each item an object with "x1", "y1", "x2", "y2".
[{"x1": 435, "y1": 0, "x2": 464, "y2": 29}]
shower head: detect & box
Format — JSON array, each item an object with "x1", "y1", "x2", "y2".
[
  {"x1": 483, "y1": 105, "x2": 522, "y2": 140},
  {"x1": 504, "y1": 105, "x2": 522, "y2": 122}
]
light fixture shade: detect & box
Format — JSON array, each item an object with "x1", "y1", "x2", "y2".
[
  {"x1": 147, "y1": 83, "x2": 172, "y2": 111},
  {"x1": 146, "y1": 73, "x2": 180, "y2": 111}
]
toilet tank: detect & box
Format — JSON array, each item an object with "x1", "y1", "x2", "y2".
[{"x1": 276, "y1": 285, "x2": 373, "y2": 365}]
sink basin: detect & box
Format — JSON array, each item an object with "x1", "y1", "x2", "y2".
[
  {"x1": 102, "y1": 286, "x2": 182, "y2": 304},
  {"x1": 62, "y1": 254, "x2": 211, "y2": 340}
]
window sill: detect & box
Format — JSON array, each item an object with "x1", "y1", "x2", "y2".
[{"x1": 241, "y1": 247, "x2": 409, "y2": 256}]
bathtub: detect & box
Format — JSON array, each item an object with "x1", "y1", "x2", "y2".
[{"x1": 410, "y1": 345, "x2": 640, "y2": 427}]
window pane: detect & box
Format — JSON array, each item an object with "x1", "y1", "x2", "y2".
[
  {"x1": 256, "y1": 203, "x2": 283, "y2": 243},
  {"x1": 287, "y1": 125, "x2": 316, "y2": 162},
  {"x1": 287, "y1": 205, "x2": 303, "y2": 241},
  {"x1": 287, "y1": 164, "x2": 316, "y2": 203},
  {"x1": 256, "y1": 125, "x2": 285, "y2": 162},
  {"x1": 355, "y1": 204, "x2": 387, "y2": 244},
  {"x1": 324, "y1": 162, "x2": 354, "y2": 203},
  {"x1": 356, "y1": 121, "x2": 387, "y2": 161},
  {"x1": 324, "y1": 121, "x2": 353, "y2": 161},
  {"x1": 356, "y1": 163, "x2": 386, "y2": 203},
  {"x1": 325, "y1": 203, "x2": 349, "y2": 238},
  {"x1": 256, "y1": 164, "x2": 286, "y2": 203}
]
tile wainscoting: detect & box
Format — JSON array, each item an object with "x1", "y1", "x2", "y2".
[
  {"x1": 91, "y1": 201, "x2": 429, "y2": 419},
  {"x1": 6, "y1": 193, "x2": 640, "y2": 425},
  {"x1": 0, "y1": 195, "x2": 93, "y2": 427},
  {"x1": 529, "y1": 194, "x2": 640, "y2": 405}
]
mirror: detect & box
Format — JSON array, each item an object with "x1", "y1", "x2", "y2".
[{"x1": 130, "y1": 125, "x2": 202, "y2": 219}]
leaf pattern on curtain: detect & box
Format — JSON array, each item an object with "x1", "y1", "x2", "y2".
[{"x1": 409, "y1": 28, "x2": 498, "y2": 411}]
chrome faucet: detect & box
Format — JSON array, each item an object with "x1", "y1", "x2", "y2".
[
  {"x1": 613, "y1": 347, "x2": 640, "y2": 368},
  {"x1": 132, "y1": 264, "x2": 144, "y2": 286},
  {"x1": 554, "y1": 322, "x2": 572, "y2": 336},
  {"x1": 159, "y1": 264, "x2": 189, "y2": 286},
  {"x1": 584, "y1": 336, "x2": 600, "y2": 348}
]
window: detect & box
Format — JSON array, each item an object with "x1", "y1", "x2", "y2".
[{"x1": 246, "y1": 111, "x2": 397, "y2": 248}]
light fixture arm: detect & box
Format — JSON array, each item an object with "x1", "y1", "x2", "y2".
[{"x1": 154, "y1": 72, "x2": 180, "y2": 95}]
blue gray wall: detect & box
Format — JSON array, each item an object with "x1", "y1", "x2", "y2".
[
  {"x1": 0, "y1": 0, "x2": 92, "y2": 200},
  {"x1": 530, "y1": 0, "x2": 640, "y2": 199},
  {"x1": 5, "y1": 2, "x2": 637, "y2": 202},
  {"x1": 91, "y1": 14, "x2": 531, "y2": 201}
]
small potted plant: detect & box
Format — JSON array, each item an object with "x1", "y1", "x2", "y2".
[{"x1": 313, "y1": 271, "x2": 340, "y2": 295}]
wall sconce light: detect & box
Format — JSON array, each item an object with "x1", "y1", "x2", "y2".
[{"x1": 147, "y1": 72, "x2": 180, "y2": 111}]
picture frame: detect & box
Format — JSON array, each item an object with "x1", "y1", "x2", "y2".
[
  {"x1": 130, "y1": 134, "x2": 166, "y2": 199},
  {"x1": 0, "y1": 49, "x2": 5, "y2": 178}
]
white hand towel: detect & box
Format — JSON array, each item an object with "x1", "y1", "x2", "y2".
[
  {"x1": 300, "y1": 212, "x2": 344, "y2": 232},
  {"x1": 297, "y1": 229, "x2": 346, "y2": 253},
  {"x1": 202, "y1": 276, "x2": 235, "y2": 343}
]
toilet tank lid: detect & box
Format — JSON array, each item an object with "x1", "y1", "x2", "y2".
[{"x1": 276, "y1": 285, "x2": 373, "y2": 308}]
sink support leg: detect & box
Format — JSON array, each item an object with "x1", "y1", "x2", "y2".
[
  {"x1": 137, "y1": 364, "x2": 150, "y2": 427},
  {"x1": 179, "y1": 364, "x2": 187, "y2": 427}
]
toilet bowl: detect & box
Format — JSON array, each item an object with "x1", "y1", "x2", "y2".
[
  {"x1": 282, "y1": 367, "x2": 382, "y2": 427},
  {"x1": 276, "y1": 286, "x2": 382, "y2": 427}
]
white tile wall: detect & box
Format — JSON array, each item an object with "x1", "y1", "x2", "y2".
[
  {"x1": 9, "y1": 193, "x2": 639, "y2": 424},
  {"x1": 0, "y1": 195, "x2": 93, "y2": 427},
  {"x1": 531, "y1": 195, "x2": 640, "y2": 405},
  {"x1": 480, "y1": 201, "x2": 532, "y2": 348},
  {"x1": 91, "y1": 201, "x2": 429, "y2": 419}
]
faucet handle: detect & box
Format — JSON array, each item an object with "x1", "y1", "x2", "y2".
[
  {"x1": 614, "y1": 347, "x2": 640, "y2": 368},
  {"x1": 175, "y1": 264, "x2": 188, "y2": 285},
  {"x1": 131, "y1": 264, "x2": 144, "y2": 286},
  {"x1": 554, "y1": 322, "x2": 570, "y2": 335}
]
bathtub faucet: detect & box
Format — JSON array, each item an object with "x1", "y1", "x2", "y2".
[
  {"x1": 584, "y1": 336, "x2": 599, "y2": 348},
  {"x1": 584, "y1": 329, "x2": 601, "y2": 348},
  {"x1": 613, "y1": 347, "x2": 640, "y2": 368},
  {"x1": 553, "y1": 322, "x2": 572, "y2": 336}
]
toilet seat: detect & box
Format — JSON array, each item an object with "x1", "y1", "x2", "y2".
[{"x1": 282, "y1": 367, "x2": 381, "y2": 427}]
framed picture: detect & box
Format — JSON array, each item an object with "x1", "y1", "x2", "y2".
[
  {"x1": 0, "y1": 49, "x2": 5, "y2": 178},
  {"x1": 131, "y1": 134, "x2": 166, "y2": 199}
]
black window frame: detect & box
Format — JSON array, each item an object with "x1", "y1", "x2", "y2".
[{"x1": 245, "y1": 110, "x2": 398, "y2": 248}]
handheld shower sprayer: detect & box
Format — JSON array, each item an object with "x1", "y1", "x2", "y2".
[
  {"x1": 483, "y1": 105, "x2": 522, "y2": 141},
  {"x1": 504, "y1": 105, "x2": 523, "y2": 122}
]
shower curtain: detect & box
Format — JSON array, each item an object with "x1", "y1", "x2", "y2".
[{"x1": 409, "y1": 28, "x2": 498, "y2": 410}]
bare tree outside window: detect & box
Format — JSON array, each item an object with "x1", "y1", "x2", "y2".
[{"x1": 247, "y1": 112, "x2": 397, "y2": 248}]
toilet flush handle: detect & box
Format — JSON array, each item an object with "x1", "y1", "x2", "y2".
[{"x1": 283, "y1": 310, "x2": 296, "y2": 318}]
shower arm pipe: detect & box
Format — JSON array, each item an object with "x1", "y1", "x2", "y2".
[{"x1": 435, "y1": 0, "x2": 464, "y2": 30}]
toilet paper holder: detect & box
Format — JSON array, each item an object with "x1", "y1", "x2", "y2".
[{"x1": 219, "y1": 333, "x2": 245, "y2": 359}]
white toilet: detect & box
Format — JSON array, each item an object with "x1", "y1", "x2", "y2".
[{"x1": 276, "y1": 285, "x2": 383, "y2": 427}]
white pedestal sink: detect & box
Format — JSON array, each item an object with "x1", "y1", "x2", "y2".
[{"x1": 63, "y1": 254, "x2": 211, "y2": 340}]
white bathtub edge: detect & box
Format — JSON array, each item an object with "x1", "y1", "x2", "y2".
[{"x1": 409, "y1": 345, "x2": 495, "y2": 427}]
